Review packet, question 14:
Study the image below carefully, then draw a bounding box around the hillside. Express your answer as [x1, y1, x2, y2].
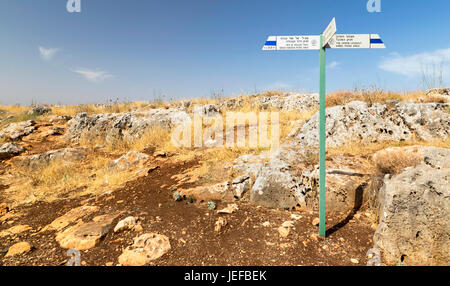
[0, 88, 449, 266]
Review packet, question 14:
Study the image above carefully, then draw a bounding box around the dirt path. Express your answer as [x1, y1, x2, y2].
[0, 157, 376, 266]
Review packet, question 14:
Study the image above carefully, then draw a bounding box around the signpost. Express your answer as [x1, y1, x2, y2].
[262, 18, 385, 238]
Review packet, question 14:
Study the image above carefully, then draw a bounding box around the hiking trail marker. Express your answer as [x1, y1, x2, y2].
[262, 18, 385, 238]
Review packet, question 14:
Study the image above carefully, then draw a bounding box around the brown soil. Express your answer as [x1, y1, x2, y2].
[0, 155, 376, 266]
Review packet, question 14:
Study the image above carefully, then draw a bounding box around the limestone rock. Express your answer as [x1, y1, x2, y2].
[118, 233, 171, 266]
[0, 120, 36, 141]
[219, 92, 319, 112]
[64, 109, 190, 143]
[42, 206, 99, 232]
[217, 203, 239, 214]
[55, 213, 120, 250]
[426, 88, 449, 96]
[0, 225, 32, 238]
[295, 101, 449, 148]
[114, 216, 138, 233]
[373, 147, 450, 266]
[257, 93, 319, 112]
[192, 104, 220, 117]
[12, 147, 88, 168]
[181, 182, 235, 202]
[230, 175, 251, 199]
[28, 105, 51, 115]
[0, 143, 25, 160]
[5, 242, 31, 257]
[426, 88, 450, 101]
[109, 151, 149, 171]
[49, 115, 72, 124]
[214, 217, 227, 233]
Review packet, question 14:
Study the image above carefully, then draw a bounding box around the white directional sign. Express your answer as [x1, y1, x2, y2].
[262, 34, 385, 50]
[262, 35, 320, 50]
[326, 34, 385, 49]
[322, 17, 337, 47]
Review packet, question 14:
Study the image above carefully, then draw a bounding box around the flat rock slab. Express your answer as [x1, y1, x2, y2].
[118, 233, 171, 266]
[181, 182, 235, 202]
[55, 213, 120, 250]
[42, 205, 99, 232]
[5, 242, 31, 258]
[0, 120, 36, 141]
[0, 225, 32, 238]
[0, 143, 25, 160]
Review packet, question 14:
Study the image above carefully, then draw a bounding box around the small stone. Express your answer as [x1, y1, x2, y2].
[290, 214, 302, 220]
[350, 258, 359, 264]
[310, 233, 319, 241]
[312, 218, 320, 226]
[278, 226, 290, 238]
[173, 192, 183, 202]
[281, 221, 295, 228]
[206, 201, 216, 210]
[217, 204, 238, 214]
[215, 217, 227, 233]
[105, 262, 114, 266]
[132, 224, 143, 232]
[5, 242, 31, 257]
[262, 221, 271, 227]
[114, 217, 137, 233]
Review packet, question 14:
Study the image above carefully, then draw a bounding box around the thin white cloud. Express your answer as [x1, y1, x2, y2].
[379, 48, 450, 77]
[38, 46, 60, 60]
[73, 68, 114, 82]
[327, 61, 340, 69]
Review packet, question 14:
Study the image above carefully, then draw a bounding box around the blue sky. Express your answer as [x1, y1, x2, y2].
[0, 0, 449, 105]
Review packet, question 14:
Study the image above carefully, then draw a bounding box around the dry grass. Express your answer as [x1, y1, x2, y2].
[279, 109, 317, 139]
[15, 154, 146, 202]
[374, 150, 423, 175]
[50, 101, 154, 116]
[422, 95, 449, 104]
[327, 138, 450, 158]
[78, 125, 175, 155]
[326, 88, 426, 108]
[0, 105, 29, 114]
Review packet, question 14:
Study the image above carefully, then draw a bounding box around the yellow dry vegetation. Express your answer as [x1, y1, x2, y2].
[325, 88, 429, 108]
[13, 154, 146, 202]
[327, 138, 450, 158]
[374, 149, 423, 175]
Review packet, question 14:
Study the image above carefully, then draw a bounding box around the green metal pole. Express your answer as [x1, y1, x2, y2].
[319, 34, 326, 238]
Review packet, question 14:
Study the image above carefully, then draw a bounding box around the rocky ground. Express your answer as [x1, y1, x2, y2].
[0, 89, 449, 266]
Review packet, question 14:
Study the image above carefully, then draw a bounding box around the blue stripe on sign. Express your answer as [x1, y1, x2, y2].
[370, 38, 383, 44]
[265, 41, 277, 46]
